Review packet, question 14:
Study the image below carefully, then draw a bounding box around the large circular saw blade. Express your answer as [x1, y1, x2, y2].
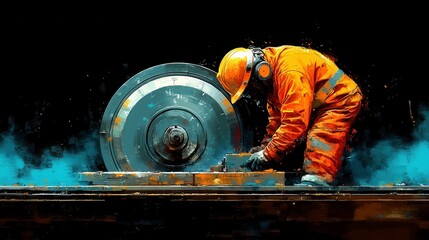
[100, 62, 253, 172]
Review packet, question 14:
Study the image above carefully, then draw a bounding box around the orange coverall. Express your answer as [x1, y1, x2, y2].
[260, 45, 362, 183]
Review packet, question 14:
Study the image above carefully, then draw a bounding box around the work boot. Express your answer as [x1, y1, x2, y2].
[293, 174, 330, 186]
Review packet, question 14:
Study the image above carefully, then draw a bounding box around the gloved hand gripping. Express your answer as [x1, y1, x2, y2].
[241, 150, 274, 171]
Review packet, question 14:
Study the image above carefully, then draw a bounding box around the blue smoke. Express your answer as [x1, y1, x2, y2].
[349, 106, 429, 186]
[0, 130, 98, 186]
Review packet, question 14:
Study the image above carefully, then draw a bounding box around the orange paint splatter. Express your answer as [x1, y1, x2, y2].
[114, 117, 121, 125]
[114, 173, 124, 178]
[221, 98, 234, 113]
[123, 99, 131, 108]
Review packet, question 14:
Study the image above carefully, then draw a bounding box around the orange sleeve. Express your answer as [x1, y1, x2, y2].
[264, 71, 313, 162]
[260, 102, 280, 146]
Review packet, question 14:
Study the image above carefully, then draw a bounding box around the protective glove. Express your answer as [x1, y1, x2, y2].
[241, 150, 274, 171]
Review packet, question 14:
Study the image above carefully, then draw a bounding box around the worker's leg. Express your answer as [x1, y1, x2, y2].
[303, 82, 362, 183]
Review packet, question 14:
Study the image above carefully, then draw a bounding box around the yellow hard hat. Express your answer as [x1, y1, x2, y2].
[216, 47, 254, 104]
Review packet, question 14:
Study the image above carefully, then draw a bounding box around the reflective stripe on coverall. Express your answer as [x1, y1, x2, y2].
[261, 46, 362, 183]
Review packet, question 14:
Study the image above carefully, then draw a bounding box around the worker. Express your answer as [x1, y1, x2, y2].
[216, 45, 362, 186]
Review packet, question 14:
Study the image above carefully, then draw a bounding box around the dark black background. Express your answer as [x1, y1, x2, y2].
[1, 3, 428, 168]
